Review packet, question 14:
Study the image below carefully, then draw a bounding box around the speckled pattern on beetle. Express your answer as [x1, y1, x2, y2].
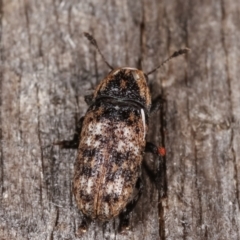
[56, 32, 189, 234]
[76, 67, 149, 219]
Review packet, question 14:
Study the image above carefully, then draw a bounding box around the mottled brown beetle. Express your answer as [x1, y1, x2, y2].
[56, 32, 189, 235]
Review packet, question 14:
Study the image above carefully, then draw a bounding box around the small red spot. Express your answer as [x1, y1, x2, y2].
[158, 147, 166, 156]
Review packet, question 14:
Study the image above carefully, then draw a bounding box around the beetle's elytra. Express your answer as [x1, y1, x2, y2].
[56, 32, 189, 235]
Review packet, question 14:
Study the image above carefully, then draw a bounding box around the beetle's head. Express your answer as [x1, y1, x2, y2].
[93, 67, 151, 110]
[84, 32, 189, 112]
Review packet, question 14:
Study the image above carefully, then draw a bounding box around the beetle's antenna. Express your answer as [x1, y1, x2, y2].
[146, 48, 190, 76]
[84, 32, 114, 70]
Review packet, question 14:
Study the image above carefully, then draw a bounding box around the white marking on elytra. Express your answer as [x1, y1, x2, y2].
[85, 203, 90, 211]
[122, 127, 131, 137]
[114, 176, 124, 195]
[128, 141, 139, 155]
[141, 109, 146, 139]
[95, 123, 103, 134]
[85, 122, 106, 146]
[106, 176, 124, 196]
[86, 178, 94, 194]
[80, 176, 87, 186]
[115, 124, 141, 155]
[87, 122, 104, 135]
[117, 140, 125, 152]
[106, 182, 113, 194]
[104, 203, 109, 215]
[86, 137, 92, 146]
[93, 141, 100, 148]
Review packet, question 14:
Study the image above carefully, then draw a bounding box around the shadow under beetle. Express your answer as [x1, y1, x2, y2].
[55, 32, 189, 235]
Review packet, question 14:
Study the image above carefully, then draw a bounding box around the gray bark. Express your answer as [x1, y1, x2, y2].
[0, 0, 240, 239]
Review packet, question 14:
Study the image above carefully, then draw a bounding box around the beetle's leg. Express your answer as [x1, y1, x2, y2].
[119, 178, 143, 233]
[144, 142, 161, 184]
[54, 117, 84, 149]
[144, 142, 167, 198]
[145, 141, 159, 155]
[145, 141, 165, 157]
[150, 95, 165, 113]
[76, 215, 91, 236]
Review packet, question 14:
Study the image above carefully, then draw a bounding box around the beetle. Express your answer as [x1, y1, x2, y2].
[55, 32, 189, 235]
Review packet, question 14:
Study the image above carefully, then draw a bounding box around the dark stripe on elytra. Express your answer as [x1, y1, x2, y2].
[93, 104, 142, 124]
[105, 151, 131, 182]
[79, 163, 105, 178]
[105, 170, 123, 182]
[80, 148, 107, 163]
[103, 193, 120, 203]
[79, 166, 92, 177]
[110, 151, 130, 166]
[122, 168, 138, 183]
[79, 190, 94, 202]
[82, 148, 97, 157]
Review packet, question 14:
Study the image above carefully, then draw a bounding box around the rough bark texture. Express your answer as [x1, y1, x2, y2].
[0, 0, 240, 239]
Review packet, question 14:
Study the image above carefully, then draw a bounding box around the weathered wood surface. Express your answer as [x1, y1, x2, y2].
[0, 0, 240, 239]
